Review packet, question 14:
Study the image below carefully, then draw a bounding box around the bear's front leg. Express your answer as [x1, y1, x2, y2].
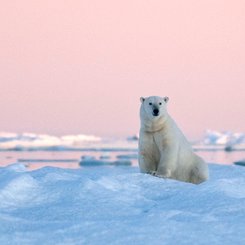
[156, 154, 176, 179]
[138, 131, 158, 176]
[138, 151, 157, 175]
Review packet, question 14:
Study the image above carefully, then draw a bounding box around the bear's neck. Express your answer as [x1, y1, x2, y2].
[141, 115, 169, 133]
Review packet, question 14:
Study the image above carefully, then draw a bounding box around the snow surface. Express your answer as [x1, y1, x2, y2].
[1, 163, 245, 245]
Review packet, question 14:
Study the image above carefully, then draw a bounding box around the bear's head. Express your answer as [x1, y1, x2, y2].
[140, 96, 169, 120]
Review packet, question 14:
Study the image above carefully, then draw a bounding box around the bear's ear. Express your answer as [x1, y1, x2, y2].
[163, 96, 169, 103]
[140, 97, 145, 103]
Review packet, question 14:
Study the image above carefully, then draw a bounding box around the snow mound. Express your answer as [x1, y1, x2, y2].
[0, 164, 245, 244]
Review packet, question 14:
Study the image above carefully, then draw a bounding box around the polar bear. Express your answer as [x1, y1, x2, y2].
[138, 96, 209, 184]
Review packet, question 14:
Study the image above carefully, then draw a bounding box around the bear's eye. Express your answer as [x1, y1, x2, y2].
[159, 102, 162, 105]
[149, 102, 152, 105]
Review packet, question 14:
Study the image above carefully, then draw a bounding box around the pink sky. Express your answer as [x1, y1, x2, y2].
[0, 0, 245, 139]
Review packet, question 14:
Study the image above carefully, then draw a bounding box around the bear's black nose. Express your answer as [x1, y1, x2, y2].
[153, 108, 159, 116]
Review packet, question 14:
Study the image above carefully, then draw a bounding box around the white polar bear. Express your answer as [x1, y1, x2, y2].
[138, 96, 209, 184]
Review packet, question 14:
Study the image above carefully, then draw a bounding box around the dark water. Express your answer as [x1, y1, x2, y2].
[0, 150, 244, 170]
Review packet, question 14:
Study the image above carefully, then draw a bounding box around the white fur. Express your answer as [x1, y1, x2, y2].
[138, 96, 209, 184]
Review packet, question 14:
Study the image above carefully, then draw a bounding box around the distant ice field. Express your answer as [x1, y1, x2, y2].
[0, 130, 245, 152]
[0, 130, 244, 169]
